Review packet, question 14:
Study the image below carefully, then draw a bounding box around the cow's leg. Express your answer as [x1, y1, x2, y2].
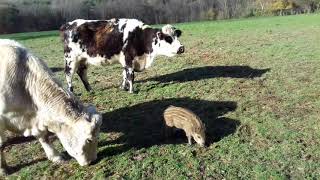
[127, 67, 135, 93]
[76, 62, 92, 92]
[120, 52, 135, 93]
[38, 133, 63, 163]
[120, 67, 134, 93]
[120, 69, 128, 91]
[124, 55, 135, 93]
[0, 132, 8, 176]
[119, 52, 129, 90]
[65, 56, 78, 92]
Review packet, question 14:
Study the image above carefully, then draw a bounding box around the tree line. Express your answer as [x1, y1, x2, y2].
[0, 0, 319, 34]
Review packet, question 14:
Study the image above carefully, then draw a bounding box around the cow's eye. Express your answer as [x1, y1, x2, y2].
[86, 139, 93, 144]
[164, 36, 173, 44]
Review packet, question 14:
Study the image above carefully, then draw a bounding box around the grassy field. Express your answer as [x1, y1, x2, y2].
[1, 14, 320, 179]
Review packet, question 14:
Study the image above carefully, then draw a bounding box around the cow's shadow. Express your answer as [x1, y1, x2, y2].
[8, 158, 47, 174]
[99, 98, 239, 157]
[138, 66, 270, 83]
[50, 67, 64, 73]
[3, 134, 59, 174]
[8, 33, 57, 41]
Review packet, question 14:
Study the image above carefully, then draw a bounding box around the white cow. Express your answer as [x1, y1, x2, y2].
[0, 39, 102, 175]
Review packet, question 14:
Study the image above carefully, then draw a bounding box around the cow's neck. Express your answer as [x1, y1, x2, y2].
[25, 58, 83, 123]
[139, 28, 161, 69]
[36, 83, 82, 123]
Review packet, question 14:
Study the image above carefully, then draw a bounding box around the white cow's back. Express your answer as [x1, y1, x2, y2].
[0, 39, 74, 136]
[0, 40, 36, 134]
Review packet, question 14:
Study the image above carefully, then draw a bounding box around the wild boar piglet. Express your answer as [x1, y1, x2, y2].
[163, 106, 206, 147]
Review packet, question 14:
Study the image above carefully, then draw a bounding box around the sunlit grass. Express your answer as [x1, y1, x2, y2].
[1, 14, 320, 179]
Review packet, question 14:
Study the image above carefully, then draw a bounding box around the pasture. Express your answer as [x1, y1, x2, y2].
[1, 14, 320, 179]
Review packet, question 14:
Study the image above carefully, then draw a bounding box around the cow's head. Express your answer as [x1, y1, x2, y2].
[56, 105, 102, 166]
[154, 24, 184, 57]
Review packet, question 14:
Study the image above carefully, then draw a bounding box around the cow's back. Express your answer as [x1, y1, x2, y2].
[0, 40, 36, 133]
[0, 39, 76, 136]
[61, 19, 125, 59]
[0, 41, 29, 91]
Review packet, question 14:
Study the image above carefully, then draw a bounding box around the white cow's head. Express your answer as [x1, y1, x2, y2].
[56, 105, 102, 166]
[154, 24, 184, 57]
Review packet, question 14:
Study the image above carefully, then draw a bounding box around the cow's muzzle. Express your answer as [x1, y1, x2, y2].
[177, 46, 185, 54]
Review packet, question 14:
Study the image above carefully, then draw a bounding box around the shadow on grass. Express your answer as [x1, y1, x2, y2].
[9, 158, 47, 174]
[4, 134, 58, 174]
[138, 66, 270, 83]
[6, 136, 36, 146]
[50, 67, 64, 73]
[5, 133, 56, 147]
[7, 33, 58, 41]
[99, 98, 239, 158]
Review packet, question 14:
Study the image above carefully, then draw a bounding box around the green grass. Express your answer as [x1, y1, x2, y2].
[1, 14, 320, 179]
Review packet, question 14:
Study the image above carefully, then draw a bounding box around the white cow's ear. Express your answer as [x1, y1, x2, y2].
[157, 32, 164, 40]
[91, 114, 102, 127]
[87, 104, 97, 114]
[86, 104, 102, 126]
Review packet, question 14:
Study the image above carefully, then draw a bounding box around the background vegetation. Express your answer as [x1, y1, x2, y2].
[0, 14, 320, 179]
[0, 0, 320, 34]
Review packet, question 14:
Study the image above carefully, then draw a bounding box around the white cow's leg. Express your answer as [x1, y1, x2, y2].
[65, 57, 78, 92]
[38, 134, 63, 163]
[0, 132, 8, 176]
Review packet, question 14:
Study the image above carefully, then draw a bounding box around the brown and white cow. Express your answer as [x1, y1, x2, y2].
[0, 39, 102, 175]
[60, 18, 184, 93]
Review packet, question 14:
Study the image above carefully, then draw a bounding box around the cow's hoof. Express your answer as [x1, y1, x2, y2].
[68, 87, 74, 93]
[50, 155, 66, 164]
[0, 168, 8, 176]
[88, 90, 95, 95]
[120, 85, 129, 91]
[85, 86, 92, 92]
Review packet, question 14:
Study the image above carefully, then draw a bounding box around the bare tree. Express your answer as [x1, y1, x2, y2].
[0, 0, 319, 34]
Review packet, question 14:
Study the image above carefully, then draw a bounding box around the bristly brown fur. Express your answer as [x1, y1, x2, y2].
[164, 105, 205, 132]
[163, 105, 206, 145]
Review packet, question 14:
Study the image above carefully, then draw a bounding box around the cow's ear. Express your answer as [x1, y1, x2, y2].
[175, 29, 182, 37]
[157, 32, 164, 40]
[87, 104, 97, 114]
[91, 114, 102, 127]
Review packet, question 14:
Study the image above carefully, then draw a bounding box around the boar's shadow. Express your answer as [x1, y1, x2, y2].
[99, 98, 239, 156]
